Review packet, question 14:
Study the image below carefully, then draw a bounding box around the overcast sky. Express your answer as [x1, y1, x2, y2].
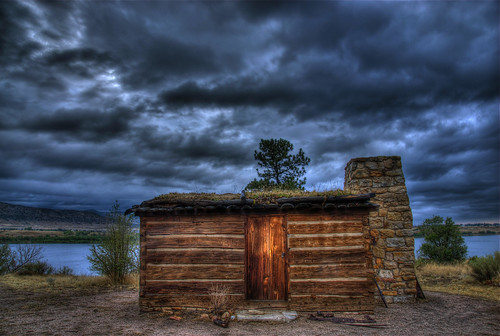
[1, 0, 498, 224]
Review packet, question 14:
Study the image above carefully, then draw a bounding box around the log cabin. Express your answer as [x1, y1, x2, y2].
[127, 155, 417, 313]
[128, 192, 379, 313]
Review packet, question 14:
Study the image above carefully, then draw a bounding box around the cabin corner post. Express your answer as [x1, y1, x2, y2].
[139, 216, 148, 311]
[344, 156, 416, 303]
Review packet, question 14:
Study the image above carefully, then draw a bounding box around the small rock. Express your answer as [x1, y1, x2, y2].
[161, 308, 173, 315]
[200, 313, 210, 320]
[169, 316, 182, 321]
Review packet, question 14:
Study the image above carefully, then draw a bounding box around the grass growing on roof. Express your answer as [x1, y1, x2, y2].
[152, 192, 240, 202]
[152, 189, 351, 204]
[245, 189, 350, 203]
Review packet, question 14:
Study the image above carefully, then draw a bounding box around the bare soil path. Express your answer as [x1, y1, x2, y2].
[0, 284, 499, 336]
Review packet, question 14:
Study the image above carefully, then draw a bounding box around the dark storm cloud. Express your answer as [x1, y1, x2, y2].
[0, 0, 498, 224]
[119, 36, 220, 88]
[43, 48, 116, 78]
[78, 1, 245, 90]
[159, 79, 301, 109]
[22, 107, 135, 142]
[132, 126, 254, 167]
[0, 1, 37, 65]
[157, 1, 498, 126]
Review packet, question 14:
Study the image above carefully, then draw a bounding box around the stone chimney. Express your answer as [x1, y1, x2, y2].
[345, 156, 416, 303]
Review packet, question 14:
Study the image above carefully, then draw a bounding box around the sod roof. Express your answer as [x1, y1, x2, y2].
[126, 190, 377, 215]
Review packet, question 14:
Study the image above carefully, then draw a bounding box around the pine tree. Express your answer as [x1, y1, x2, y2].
[245, 138, 310, 191]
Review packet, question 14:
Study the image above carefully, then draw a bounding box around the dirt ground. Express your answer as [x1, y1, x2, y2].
[0, 284, 499, 336]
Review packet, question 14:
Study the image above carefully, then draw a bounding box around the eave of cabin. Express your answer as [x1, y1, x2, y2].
[126, 192, 378, 216]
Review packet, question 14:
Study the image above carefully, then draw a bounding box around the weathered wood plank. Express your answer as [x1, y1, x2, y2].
[140, 217, 147, 296]
[146, 249, 245, 264]
[144, 214, 246, 224]
[289, 235, 364, 248]
[140, 294, 292, 311]
[290, 279, 372, 295]
[269, 215, 287, 301]
[140, 294, 246, 310]
[139, 294, 373, 312]
[286, 213, 365, 222]
[246, 215, 269, 300]
[288, 222, 363, 234]
[246, 215, 287, 301]
[289, 248, 366, 264]
[288, 295, 374, 312]
[146, 235, 244, 249]
[289, 264, 368, 279]
[146, 264, 244, 280]
[145, 221, 244, 235]
[144, 280, 244, 294]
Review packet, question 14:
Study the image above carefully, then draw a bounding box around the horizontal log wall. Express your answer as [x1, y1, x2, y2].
[286, 211, 374, 312]
[140, 209, 374, 313]
[140, 214, 247, 311]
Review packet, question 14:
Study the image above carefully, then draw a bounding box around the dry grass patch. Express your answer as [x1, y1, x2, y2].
[416, 261, 500, 302]
[417, 262, 471, 279]
[0, 273, 139, 295]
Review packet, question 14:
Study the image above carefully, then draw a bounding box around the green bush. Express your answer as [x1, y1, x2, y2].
[88, 201, 139, 285]
[468, 252, 500, 283]
[418, 216, 468, 262]
[16, 261, 55, 275]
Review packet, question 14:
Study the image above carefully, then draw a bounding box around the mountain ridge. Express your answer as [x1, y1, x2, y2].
[0, 202, 107, 230]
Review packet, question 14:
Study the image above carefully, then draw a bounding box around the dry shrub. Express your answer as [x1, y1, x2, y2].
[208, 282, 232, 317]
[468, 252, 500, 284]
[416, 260, 500, 301]
[123, 272, 140, 289]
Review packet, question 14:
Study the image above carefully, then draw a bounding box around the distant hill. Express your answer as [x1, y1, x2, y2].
[0, 202, 107, 231]
[413, 223, 500, 237]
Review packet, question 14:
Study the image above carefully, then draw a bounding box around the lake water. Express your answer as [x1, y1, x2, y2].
[415, 234, 500, 259]
[8, 235, 500, 275]
[9, 243, 98, 275]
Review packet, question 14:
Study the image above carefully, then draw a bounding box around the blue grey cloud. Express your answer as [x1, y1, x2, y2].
[0, 0, 498, 224]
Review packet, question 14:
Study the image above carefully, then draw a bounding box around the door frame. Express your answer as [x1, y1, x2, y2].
[244, 214, 288, 301]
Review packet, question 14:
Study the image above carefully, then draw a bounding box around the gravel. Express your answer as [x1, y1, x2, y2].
[1, 285, 499, 336]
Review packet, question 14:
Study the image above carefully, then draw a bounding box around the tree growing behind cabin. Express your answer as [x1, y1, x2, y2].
[245, 138, 311, 191]
[418, 216, 468, 262]
[88, 201, 138, 284]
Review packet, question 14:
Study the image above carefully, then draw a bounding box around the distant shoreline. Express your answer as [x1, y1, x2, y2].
[0, 229, 105, 244]
[413, 224, 500, 238]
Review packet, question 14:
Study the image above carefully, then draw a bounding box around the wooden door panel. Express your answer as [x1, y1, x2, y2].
[269, 216, 286, 300]
[246, 215, 287, 300]
[246, 217, 267, 299]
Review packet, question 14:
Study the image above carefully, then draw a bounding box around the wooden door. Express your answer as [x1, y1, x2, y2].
[246, 215, 287, 300]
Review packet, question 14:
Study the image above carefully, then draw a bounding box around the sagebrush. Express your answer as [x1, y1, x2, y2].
[468, 252, 500, 283]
